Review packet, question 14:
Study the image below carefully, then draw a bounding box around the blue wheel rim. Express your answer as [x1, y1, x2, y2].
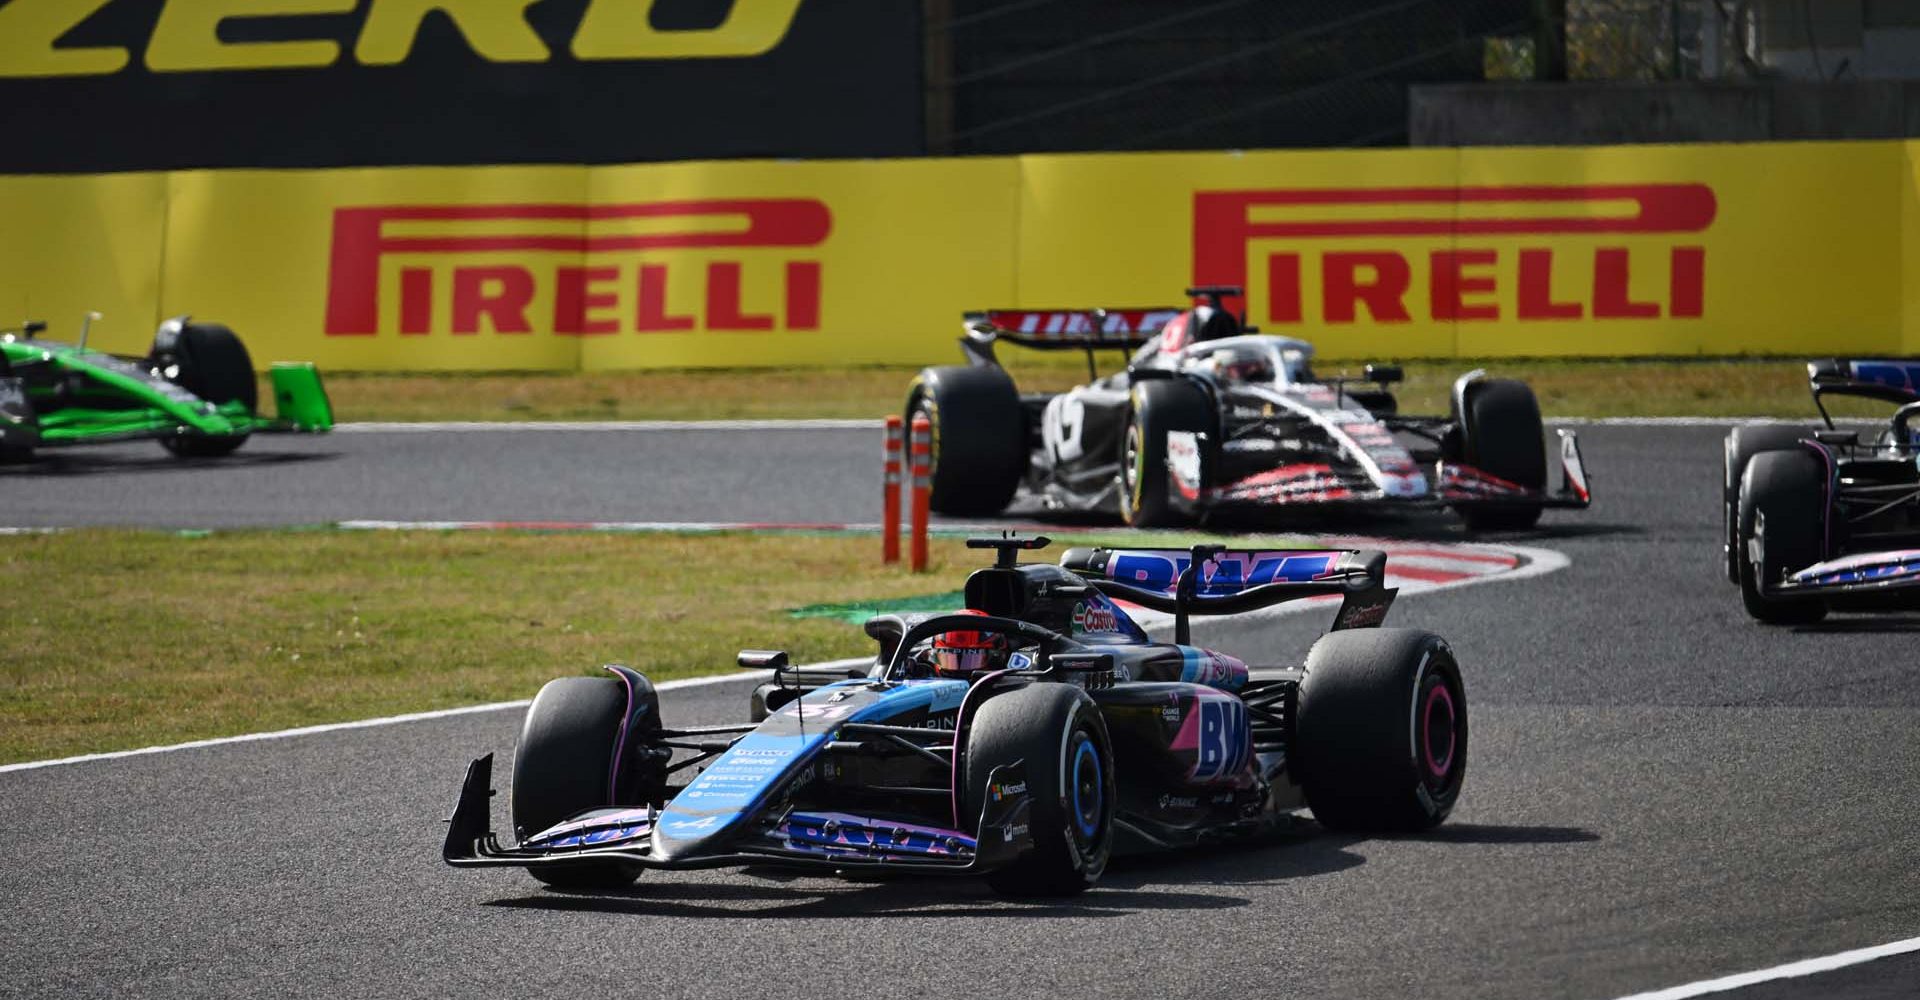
[1070, 736, 1102, 839]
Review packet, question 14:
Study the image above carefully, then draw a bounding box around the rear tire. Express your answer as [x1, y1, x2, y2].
[511, 676, 644, 889]
[1292, 629, 1466, 833]
[906, 366, 1026, 515]
[1723, 425, 1814, 583]
[151, 321, 256, 458]
[1452, 378, 1546, 531]
[964, 684, 1114, 897]
[1737, 448, 1829, 625]
[1119, 378, 1211, 527]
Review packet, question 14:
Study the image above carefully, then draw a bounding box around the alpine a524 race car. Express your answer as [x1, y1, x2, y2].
[1724, 358, 1920, 623]
[905, 286, 1589, 530]
[443, 535, 1468, 896]
[0, 313, 332, 462]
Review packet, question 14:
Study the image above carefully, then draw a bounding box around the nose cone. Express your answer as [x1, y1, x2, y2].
[649, 810, 739, 860]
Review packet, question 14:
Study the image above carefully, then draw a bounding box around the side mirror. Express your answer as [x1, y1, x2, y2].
[22, 320, 46, 338]
[1127, 366, 1176, 384]
[737, 649, 789, 670]
[1365, 363, 1403, 385]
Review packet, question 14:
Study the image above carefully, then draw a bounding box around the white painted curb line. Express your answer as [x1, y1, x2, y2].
[1613, 934, 1920, 999]
[337, 419, 878, 432]
[0, 659, 857, 776]
[332, 416, 1851, 433]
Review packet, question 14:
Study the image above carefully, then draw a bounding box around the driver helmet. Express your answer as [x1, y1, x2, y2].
[1217, 352, 1272, 383]
[932, 610, 1009, 677]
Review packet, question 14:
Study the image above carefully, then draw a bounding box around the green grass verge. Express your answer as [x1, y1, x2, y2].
[0, 526, 1347, 765]
[297, 355, 1868, 423]
[0, 529, 978, 764]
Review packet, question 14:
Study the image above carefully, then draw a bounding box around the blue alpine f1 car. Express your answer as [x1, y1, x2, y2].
[443, 536, 1468, 896]
[1725, 358, 1920, 623]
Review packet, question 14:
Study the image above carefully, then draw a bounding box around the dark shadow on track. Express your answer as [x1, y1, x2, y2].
[1101, 825, 1364, 887]
[479, 828, 1378, 917]
[478, 824, 1596, 918]
[1793, 617, 1920, 634]
[483, 880, 1249, 920]
[0, 450, 338, 477]
[1396, 823, 1601, 846]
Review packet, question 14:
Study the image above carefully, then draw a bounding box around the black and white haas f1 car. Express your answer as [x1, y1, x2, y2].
[905, 286, 1589, 531]
[1724, 359, 1920, 623]
[443, 536, 1469, 896]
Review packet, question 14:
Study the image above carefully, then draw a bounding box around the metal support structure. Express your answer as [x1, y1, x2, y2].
[1535, 0, 1569, 80]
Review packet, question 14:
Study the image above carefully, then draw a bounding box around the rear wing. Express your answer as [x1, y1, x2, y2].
[959, 288, 1247, 370]
[959, 308, 1181, 370]
[1809, 359, 1920, 423]
[1059, 544, 1396, 643]
[963, 308, 1182, 349]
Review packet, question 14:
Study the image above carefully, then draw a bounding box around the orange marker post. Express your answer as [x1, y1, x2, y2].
[881, 415, 903, 564]
[909, 414, 932, 573]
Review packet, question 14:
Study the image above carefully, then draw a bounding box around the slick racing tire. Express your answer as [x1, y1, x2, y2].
[1119, 378, 1211, 528]
[1722, 425, 1814, 584]
[511, 676, 646, 890]
[964, 683, 1115, 897]
[1450, 378, 1547, 531]
[1737, 448, 1829, 625]
[152, 322, 256, 458]
[906, 366, 1027, 515]
[1292, 629, 1466, 833]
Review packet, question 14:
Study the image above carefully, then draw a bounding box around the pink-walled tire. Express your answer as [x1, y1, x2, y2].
[1292, 629, 1466, 833]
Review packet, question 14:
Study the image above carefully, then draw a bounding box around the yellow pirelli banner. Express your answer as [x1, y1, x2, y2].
[2, 141, 1917, 368]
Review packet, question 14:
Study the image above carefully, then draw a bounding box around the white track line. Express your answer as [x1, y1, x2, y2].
[336, 419, 878, 432]
[0, 660, 856, 776]
[1614, 934, 1920, 1000]
[0, 543, 1566, 775]
[331, 416, 1850, 433]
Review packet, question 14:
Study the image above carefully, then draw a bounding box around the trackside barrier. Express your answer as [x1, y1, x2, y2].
[7, 141, 1920, 365]
[909, 414, 931, 573]
[882, 414, 903, 565]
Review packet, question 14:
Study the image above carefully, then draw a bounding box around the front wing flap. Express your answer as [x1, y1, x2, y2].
[1187, 428, 1592, 513]
[442, 754, 1034, 877]
[1438, 429, 1592, 510]
[1771, 549, 1920, 597]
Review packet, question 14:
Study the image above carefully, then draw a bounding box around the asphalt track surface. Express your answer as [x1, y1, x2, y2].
[4, 424, 1920, 1000]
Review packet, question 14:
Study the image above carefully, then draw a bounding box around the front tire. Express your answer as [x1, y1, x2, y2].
[905, 366, 1027, 515]
[1119, 378, 1211, 528]
[963, 683, 1115, 897]
[511, 676, 645, 889]
[1451, 378, 1546, 531]
[1291, 629, 1467, 833]
[1736, 448, 1829, 624]
[1723, 425, 1814, 583]
[151, 321, 257, 458]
